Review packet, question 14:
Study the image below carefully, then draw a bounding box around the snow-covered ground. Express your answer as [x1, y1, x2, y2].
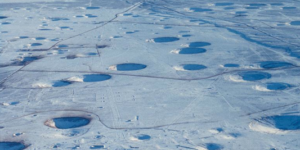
[1, 0, 300, 149]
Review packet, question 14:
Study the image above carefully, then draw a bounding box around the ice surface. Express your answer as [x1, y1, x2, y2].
[1, 0, 300, 149]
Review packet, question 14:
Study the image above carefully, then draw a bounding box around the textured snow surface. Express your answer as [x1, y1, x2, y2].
[1, 0, 300, 149]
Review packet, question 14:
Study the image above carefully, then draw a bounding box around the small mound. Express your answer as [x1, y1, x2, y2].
[52, 81, 72, 87]
[260, 61, 293, 69]
[175, 47, 206, 54]
[188, 42, 211, 48]
[0, 16, 8, 19]
[110, 63, 147, 71]
[223, 64, 239, 67]
[250, 115, 300, 134]
[46, 117, 90, 129]
[83, 74, 111, 82]
[238, 71, 271, 81]
[0, 142, 26, 150]
[189, 7, 212, 12]
[291, 21, 300, 26]
[266, 82, 292, 90]
[152, 37, 180, 43]
[183, 64, 207, 71]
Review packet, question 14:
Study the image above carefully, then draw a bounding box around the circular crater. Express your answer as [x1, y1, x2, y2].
[266, 82, 292, 90]
[152, 37, 179, 43]
[260, 61, 293, 69]
[176, 47, 206, 54]
[238, 71, 271, 81]
[290, 21, 300, 26]
[0, 142, 26, 150]
[188, 42, 211, 47]
[83, 74, 111, 82]
[109, 63, 147, 71]
[45, 117, 90, 129]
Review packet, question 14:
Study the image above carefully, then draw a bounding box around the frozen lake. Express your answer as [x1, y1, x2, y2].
[1, 0, 300, 149]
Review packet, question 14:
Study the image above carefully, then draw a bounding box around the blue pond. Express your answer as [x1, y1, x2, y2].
[266, 82, 292, 90]
[153, 37, 180, 43]
[34, 37, 46, 40]
[260, 61, 293, 69]
[83, 74, 111, 82]
[86, 7, 100, 10]
[181, 34, 192, 37]
[12, 56, 41, 66]
[190, 7, 212, 12]
[136, 134, 151, 140]
[179, 48, 206, 54]
[239, 71, 271, 81]
[52, 117, 90, 129]
[116, 63, 147, 71]
[50, 17, 69, 21]
[1, 22, 11, 25]
[248, 3, 266, 7]
[90, 145, 104, 149]
[271, 3, 283, 6]
[224, 64, 239, 67]
[85, 14, 97, 18]
[206, 143, 223, 150]
[183, 64, 207, 71]
[52, 81, 72, 87]
[262, 115, 300, 130]
[245, 7, 259, 9]
[291, 21, 300, 26]
[0, 16, 8, 19]
[19, 36, 29, 39]
[283, 7, 297, 10]
[188, 42, 211, 48]
[30, 43, 42, 46]
[215, 2, 233, 6]
[0, 142, 26, 150]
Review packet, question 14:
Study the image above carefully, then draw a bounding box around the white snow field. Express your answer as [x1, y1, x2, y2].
[1, 0, 300, 149]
